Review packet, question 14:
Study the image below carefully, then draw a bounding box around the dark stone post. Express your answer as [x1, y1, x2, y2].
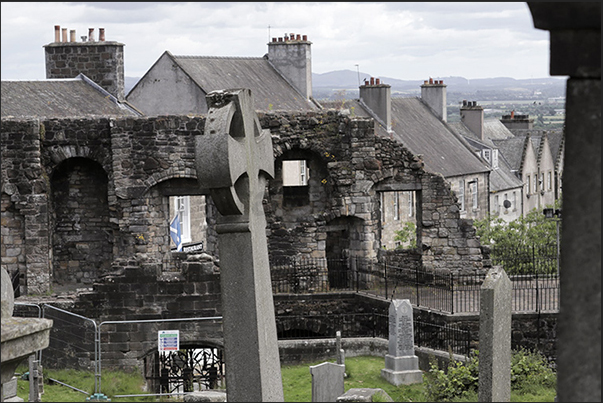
[528, 3, 601, 402]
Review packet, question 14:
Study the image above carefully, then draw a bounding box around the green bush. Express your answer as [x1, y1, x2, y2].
[424, 352, 479, 402]
[425, 349, 556, 401]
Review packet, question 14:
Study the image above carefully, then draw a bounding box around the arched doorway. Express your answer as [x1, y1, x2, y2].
[50, 157, 113, 289]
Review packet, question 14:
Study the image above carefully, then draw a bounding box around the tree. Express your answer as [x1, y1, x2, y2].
[474, 200, 561, 274]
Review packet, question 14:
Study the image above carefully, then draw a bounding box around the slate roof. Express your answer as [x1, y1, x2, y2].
[323, 97, 490, 178]
[492, 136, 527, 172]
[1, 74, 141, 119]
[165, 53, 317, 112]
[388, 98, 490, 178]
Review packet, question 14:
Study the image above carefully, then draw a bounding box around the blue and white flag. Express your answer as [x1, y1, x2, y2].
[170, 213, 183, 252]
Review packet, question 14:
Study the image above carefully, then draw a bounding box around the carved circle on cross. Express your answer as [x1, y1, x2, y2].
[195, 89, 275, 217]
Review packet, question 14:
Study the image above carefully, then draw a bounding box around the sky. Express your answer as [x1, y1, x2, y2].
[1, 2, 552, 82]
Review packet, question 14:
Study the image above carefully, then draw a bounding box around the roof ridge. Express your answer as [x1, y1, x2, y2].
[172, 55, 264, 60]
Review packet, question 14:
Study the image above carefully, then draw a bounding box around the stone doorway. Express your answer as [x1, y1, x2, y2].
[50, 157, 113, 289]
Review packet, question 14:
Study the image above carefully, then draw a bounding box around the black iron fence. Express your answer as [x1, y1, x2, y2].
[270, 256, 559, 314]
[275, 312, 470, 356]
[490, 244, 559, 275]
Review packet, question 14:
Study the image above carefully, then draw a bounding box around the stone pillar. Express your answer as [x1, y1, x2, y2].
[478, 267, 512, 402]
[528, 4, 601, 402]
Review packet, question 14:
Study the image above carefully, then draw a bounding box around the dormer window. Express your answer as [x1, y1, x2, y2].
[483, 149, 491, 164]
[491, 149, 499, 168]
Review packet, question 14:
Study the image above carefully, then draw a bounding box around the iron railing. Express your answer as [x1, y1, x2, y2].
[270, 256, 559, 314]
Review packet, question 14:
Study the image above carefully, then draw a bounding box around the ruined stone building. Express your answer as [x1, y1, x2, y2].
[2, 26, 489, 297]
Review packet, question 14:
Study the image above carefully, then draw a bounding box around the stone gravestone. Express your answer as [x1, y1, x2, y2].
[309, 362, 345, 402]
[195, 88, 283, 401]
[478, 267, 512, 402]
[381, 299, 422, 386]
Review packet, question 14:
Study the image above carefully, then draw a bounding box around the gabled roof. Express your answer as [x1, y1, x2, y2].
[323, 97, 489, 178]
[462, 135, 523, 192]
[166, 52, 316, 112]
[388, 98, 490, 178]
[492, 136, 529, 173]
[1, 74, 141, 119]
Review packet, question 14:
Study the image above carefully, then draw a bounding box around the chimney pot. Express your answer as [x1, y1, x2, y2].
[429, 77, 433, 84]
[290, 33, 294, 40]
[296, 34, 301, 40]
[302, 34, 307, 41]
[61, 28, 67, 42]
[54, 25, 61, 42]
[424, 80, 428, 85]
[99, 28, 105, 41]
[70, 29, 76, 42]
[376, 78, 381, 85]
[88, 28, 94, 42]
[370, 77, 375, 86]
[463, 100, 468, 106]
[272, 37, 277, 42]
[278, 37, 283, 42]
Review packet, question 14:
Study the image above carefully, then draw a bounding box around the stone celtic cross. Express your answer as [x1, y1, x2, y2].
[195, 88, 283, 401]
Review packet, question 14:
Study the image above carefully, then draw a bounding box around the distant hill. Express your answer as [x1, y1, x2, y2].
[311, 69, 566, 101]
[125, 70, 566, 101]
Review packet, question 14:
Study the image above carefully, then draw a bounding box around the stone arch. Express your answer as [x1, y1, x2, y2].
[50, 156, 114, 288]
[45, 143, 111, 179]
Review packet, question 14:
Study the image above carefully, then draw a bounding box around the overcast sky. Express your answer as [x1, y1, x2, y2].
[1, 2, 552, 82]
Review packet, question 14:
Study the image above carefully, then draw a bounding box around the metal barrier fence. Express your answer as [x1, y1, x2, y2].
[13, 303, 222, 399]
[271, 257, 559, 314]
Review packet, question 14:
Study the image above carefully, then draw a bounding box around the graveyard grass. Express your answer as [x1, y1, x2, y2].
[16, 354, 556, 402]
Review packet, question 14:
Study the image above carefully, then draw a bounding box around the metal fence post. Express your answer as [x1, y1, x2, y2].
[384, 261, 388, 300]
[450, 273, 455, 315]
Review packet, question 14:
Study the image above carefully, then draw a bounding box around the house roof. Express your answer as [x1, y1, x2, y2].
[492, 136, 528, 173]
[167, 53, 317, 112]
[323, 97, 490, 178]
[1, 74, 141, 119]
[388, 98, 490, 178]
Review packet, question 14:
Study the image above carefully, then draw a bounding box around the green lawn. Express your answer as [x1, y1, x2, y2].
[15, 355, 556, 402]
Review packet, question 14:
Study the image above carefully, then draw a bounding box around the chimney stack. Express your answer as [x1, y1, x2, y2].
[267, 32, 313, 100]
[359, 77, 392, 132]
[421, 78, 447, 122]
[45, 25, 125, 100]
[460, 100, 484, 140]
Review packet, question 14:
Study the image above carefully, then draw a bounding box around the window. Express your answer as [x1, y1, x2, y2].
[471, 180, 478, 211]
[407, 191, 414, 217]
[282, 160, 309, 186]
[483, 149, 491, 164]
[282, 160, 310, 206]
[547, 171, 552, 190]
[526, 176, 531, 195]
[512, 191, 517, 210]
[492, 150, 499, 168]
[494, 195, 499, 214]
[533, 174, 538, 193]
[393, 192, 400, 220]
[458, 180, 465, 211]
[175, 196, 191, 244]
[540, 173, 545, 192]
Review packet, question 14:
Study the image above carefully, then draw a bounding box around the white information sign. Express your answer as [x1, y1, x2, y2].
[158, 330, 180, 352]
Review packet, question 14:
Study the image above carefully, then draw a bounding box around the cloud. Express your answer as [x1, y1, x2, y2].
[1, 2, 551, 81]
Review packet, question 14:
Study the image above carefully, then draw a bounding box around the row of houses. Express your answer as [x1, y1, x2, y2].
[2, 26, 564, 276]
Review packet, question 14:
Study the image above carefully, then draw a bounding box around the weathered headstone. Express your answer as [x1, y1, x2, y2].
[195, 89, 283, 402]
[380, 299, 422, 385]
[309, 362, 345, 402]
[478, 267, 512, 402]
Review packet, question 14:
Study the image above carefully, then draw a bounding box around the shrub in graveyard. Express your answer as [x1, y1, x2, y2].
[424, 351, 479, 402]
[511, 348, 556, 392]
